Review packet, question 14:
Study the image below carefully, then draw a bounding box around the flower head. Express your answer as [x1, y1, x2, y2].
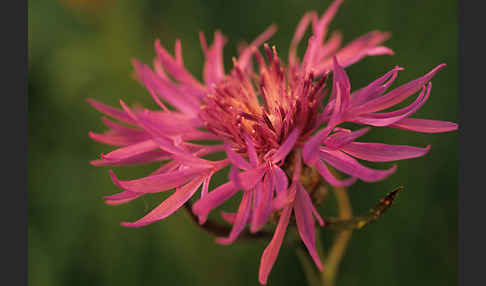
[88, 0, 457, 284]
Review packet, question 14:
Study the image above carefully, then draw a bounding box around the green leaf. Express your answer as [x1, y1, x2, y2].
[323, 186, 403, 231]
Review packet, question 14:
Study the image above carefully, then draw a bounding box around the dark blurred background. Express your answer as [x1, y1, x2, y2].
[28, 0, 458, 285]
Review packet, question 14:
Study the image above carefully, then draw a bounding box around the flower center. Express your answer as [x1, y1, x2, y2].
[200, 45, 328, 157]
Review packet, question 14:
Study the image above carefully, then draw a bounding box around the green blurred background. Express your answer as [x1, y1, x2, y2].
[28, 0, 458, 285]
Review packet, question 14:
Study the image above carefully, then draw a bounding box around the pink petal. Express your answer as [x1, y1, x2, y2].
[353, 64, 445, 114]
[244, 133, 259, 167]
[271, 192, 290, 212]
[328, 77, 345, 126]
[238, 25, 278, 71]
[289, 11, 318, 67]
[389, 118, 458, 133]
[229, 166, 243, 190]
[324, 127, 370, 149]
[118, 103, 214, 167]
[341, 142, 430, 162]
[302, 126, 332, 164]
[97, 140, 159, 161]
[121, 176, 205, 227]
[351, 66, 403, 107]
[87, 98, 135, 124]
[88, 131, 148, 147]
[89, 117, 151, 146]
[315, 31, 393, 75]
[271, 128, 300, 163]
[319, 148, 397, 182]
[290, 152, 302, 182]
[314, 159, 357, 187]
[151, 137, 215, 167]
[134, 62, 202, 116]
[216, 190, 253, 245]
[271, 165, 289, 196]
[258, 206, 292, 285]
[104, 191, 142, 205]
[332, 56, 351, 99]
[220, 211, 237, 224]
[353, 83, 431, 126]
[225, 144, 252, 170]
[201, 31, 227, 85]
[91, 150, 169, 166]
[109, 166, 208, 193]
[193, 168, 265, 224]
[311, 202, 325, 227]
[301, 0, 344, 72]
[154, 39, 205, 91]
[192, 181, 238, 224]
[250, 174, 274, 233]
[200, 174, 212, 199]
[317, 31, 342, 62]
[293, 184, 323, 270]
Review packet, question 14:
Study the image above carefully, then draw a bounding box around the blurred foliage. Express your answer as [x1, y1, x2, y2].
[28, 0, 458, 285]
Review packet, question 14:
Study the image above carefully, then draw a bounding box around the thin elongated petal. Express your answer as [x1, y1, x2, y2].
[193, 181, 237, 224]
[315, 31, 393, 75]
[244, 133, 259, 167]
[319, 148, 397, 182]
[121, 176, 205, 227]
[353, 64, 445, 114]
[294, 184, 323, 270]
[314, 159, 357, 187]
[155, 39, 205, 91]
[89, 117, 151, 146]
[88, 132, 141, 147]
[271, 166, 289, 196]
[332, 56, 351, 100]
[216, 190, 253, 244]
[134, 62, 202, 116]
[229, 166, 243, 190]
[311, 203, 324, 226]
[87, 98, 135, 124]
[225, 144, 252, 170]
[251, 174, 274, 233]
[289, 11, 318, 67]
[341, 142, 430, 162]
[98, 140, 159, 161]
[118, 102, 214, 167]
[302, 0, 344, 72]
[271, 128, 300, 163]
[91, 150, 169, 166]
[110, 166, 208, 193]
[193, 168, 265, 223]
[119, 100, 173, 139]
[200, 175, 212, 199]
[202, 31, 227, 85]
[258, 206, 292, 285]
[104, 191, 142, 205]
[351, 66, 403, 107]
[151, 137, 215, 167]
[324, 127, 370, 149]
[353, 83, 431, 126]
[389, 118, 459, 133]
[238, 25, 278, 71]
[317, 31, 342, 62]
[220, 211, 237, 224]
[302, 126, 332, 164]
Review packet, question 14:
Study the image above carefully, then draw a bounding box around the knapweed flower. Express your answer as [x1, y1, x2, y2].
[88, 0, 457, 284]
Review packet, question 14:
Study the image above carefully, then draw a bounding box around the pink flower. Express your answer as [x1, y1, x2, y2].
[88, 0, 457, 284]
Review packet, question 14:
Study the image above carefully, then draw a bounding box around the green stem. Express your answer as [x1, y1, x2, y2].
[320, 184, 353, 286]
